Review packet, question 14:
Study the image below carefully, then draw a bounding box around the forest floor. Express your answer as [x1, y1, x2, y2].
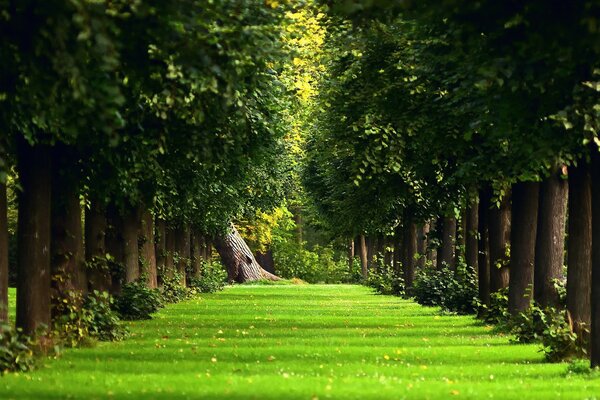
[2, 284, 600, 399]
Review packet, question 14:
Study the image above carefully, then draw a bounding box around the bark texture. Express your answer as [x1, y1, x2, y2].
[122, 207, 140, 284]
[591, 151, 600, 367]
[155, 219, 166, 284]
[534, 170, 568, 308]
[416, 223, 429, 269]
[175, 225, 190, 286]
[566, 163, 592, 341]
[439, 216, 456, 270]
[214, 224, 279, 283]
[190, 229, 205, 278]
[478, 188, 491, 306]
[508, 182, 540, 315]
[85, 200, 111, 292]
[359, 235, 368, 279]
[348, 239, 355, 272]
[16, 139, 52, 334]
[466, 197, 479, 274]
[0, 183, 8, 322]
[255, 250, 275, 274]
[139, 209, 157, 288]
[105, 205, 124, 294]
[489, 193, 511, 292]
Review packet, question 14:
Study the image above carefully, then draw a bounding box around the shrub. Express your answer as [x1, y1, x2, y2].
[366, 261, 404, 296]
[161, 273, 192, 303]
[479, 288, 510, 326]
[84, 291, 129, 342]
[412, 263, 478, 314]
[0, 324, 36, 374]
[188, 261, 227, 293]
[115, 280, 163, 320]
[51, 289, 91, 348]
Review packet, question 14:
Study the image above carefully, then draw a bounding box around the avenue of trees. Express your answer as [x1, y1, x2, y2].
[305, 0, 600, 366]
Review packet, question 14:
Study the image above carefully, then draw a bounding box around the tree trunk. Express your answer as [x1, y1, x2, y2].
[155, 218, 166, 285]
[214, 224, 279, 283]
[508, 181, 540, 315]
[458, 207, 468, 259]
[359, 235, 368, 279]
[466, 196, 479, 274]
[174, 225, 190, 286]
[478, 188, 491, 306]
[439, 216, 457, 270]
[367, 236, 377, 271]
[0, 183, 8, 322]
[51, 169, 86, 311]
[489, 192, 511, 292]
[416, 223, 429, 269]
[165, 226, 176, 279]
[139, 208, 157, 289]
[255, 249, 275, 274]
[105, 204, 124, 295]
[85, 199, 110, 292]
[122, 206, 140, 284]
[402, 221, 417, 291]
[293, 207, 303, 244]
[347, 239, 355, 273]
[205, 242, 213, 262]
[534, 169, 568, 308]
[383, 236, 393, 268]
[566, 163, 592, 344]
[427, 220, 437, 268]
[190, 229, 205, 278]
[590, 150, 600, 367]
[393, 226, 403, 273]
[16, 139, 52, 334]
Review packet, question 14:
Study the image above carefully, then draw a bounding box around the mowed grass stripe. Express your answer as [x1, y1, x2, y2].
[2, 285, 599, 399]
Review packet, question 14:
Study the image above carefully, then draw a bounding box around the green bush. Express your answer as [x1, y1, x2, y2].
[188, 261, 227, 293]
[366, 261, 404, 296]
[84, 291, 129, 342]
[479, 288, 510, 326]
[0, 324, 35, 374]
[161, 273, 192, 303]
[412, 263, 478, 314]
[51, 289, 92, 348]
[115, 281, 163, 320]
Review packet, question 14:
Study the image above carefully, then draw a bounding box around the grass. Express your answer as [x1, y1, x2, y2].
[2, 285, 599, 399]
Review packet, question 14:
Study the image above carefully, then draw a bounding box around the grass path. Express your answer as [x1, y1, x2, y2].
[2, 285, 599, 399]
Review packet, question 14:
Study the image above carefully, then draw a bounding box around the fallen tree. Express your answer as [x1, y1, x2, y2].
[214, 224, 280, 283]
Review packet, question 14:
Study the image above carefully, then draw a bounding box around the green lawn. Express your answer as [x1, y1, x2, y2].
[2, 285, 599, 399]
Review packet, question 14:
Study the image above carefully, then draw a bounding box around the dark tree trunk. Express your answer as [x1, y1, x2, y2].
[566, 163, 592, 343]
[175, 225, 190, 286]
[416, 223, 429, 269]
[347, 239, 355, 273]
[155, 218, 166, 284]
[383, 236, 393, 268]
[205, 242, 213, 262]
[489, 192, 511, 292]
[508, 182, 540, 315]
[139, 208, 157, 289]
[458, 207, 468, 259]
[359, 235, 368, 279]
[51, 169, 86, 307]
[122, 206, 140, 284]
[85, 199, 110, 292]
[439, 216, 457, 270]
[105, 204, 124, 295]
[393, 226, 403, 273]
[367, 236, 377, 271]
[255, 249, 275, 274]
[427, 220, 437, 268]
[214, 224, 279, 283]
[466, 196, 479, 274]
[402, 221, 417, 291]
[478, 188, 491, 306]
[190, 229, 205, 278]
[534, 169, 568, 308]
[165, 227, 176, 278]
[0, 183, 8, 322]
[16, 139, 52, 334]
[590, 150, 600, 367]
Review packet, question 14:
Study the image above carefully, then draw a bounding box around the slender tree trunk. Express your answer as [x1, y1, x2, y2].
[155, 218, 166, 285]
[402, 221, 417, 291]
[590, 150, 600, 367]
[16, 139, 52, 334]
[458, 207, 468, 259]
[416, 223, 429, 269]
[359, 235, 368, 279]
[508, 182, 540, 315]
[439, 216, 457, 270]
[466, 196, 479, 274]
[51, 171, 86, 307]
[566, 163, 592, 344]
[427, 220, 437, 268]
[489, 193, 511, 292]
[383, 236, 393, 268]
[367, 236, 376, 271]
[105, 204, 124, 295]
[205, 242, 213, 262]
[478, 188, 491, 306]
[122, 206, 140, 284]
[85, 199, 110, 292]
[0, 183, 8, 322]
[534, 169, 568, 308]
[214, 224, 279, 283]
[393, 226, 403, 273]
[348, 239, 355, 273]
[139, 208, 157, 289]
[165, 227, 176, 279]
[190, 229, 204, 278]
[175, 225, 190, 286]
